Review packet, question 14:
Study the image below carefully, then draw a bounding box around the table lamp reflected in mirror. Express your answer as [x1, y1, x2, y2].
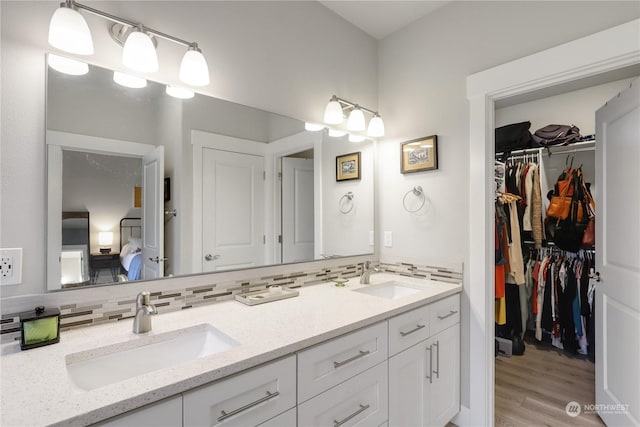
[98, 231, 113, 254]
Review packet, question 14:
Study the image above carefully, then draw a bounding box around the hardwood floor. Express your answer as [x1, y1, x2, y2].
[495, 337, 605, 427]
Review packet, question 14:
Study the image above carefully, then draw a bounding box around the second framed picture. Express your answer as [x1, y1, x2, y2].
[400, 135, 438, 173]
[336, 152, 361, 181]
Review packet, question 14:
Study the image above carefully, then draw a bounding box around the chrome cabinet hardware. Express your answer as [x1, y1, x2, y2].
[148, 256, 169, 263]
[333, 404, 370, 427]
[333, 350, 370, 368]
[204, 254, 220, 261]
[217, 390, 280, 422]
[437, 310, 458, 320]
[433, 341, 440, 378]
[399, 324, 426, 337]
[425, 345, 433, 383]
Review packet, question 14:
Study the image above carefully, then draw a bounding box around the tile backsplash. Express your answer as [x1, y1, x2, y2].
[1, 261, 462, 343]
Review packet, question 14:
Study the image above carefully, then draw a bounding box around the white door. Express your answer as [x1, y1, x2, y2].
[202, 148, 264, 271]
[389, 340, 429, 426]
[141, 146, 164, 280]
[595, 79, 640, 426]
[281, 157, 314, 263]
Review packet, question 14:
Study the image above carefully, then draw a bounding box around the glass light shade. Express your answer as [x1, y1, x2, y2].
[98, 232, 113, 246]
[367, 115, 385, 137]
[328, 129, 346, 138]
[304, 122, 324, 132]
[113, 71, 147, 88]
[348, 134, 366, 143]
[166, 85, 195, 99]
[324, 99, 344, 125]
[48, 6, 94, 55]
[347, 108, 366, 131]
[122, 31, 158, 73]
[179, 47, 210, 86]
[47, 54, 89, 76]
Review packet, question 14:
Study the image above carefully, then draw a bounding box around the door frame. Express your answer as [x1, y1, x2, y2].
[462, 20, 640, 426]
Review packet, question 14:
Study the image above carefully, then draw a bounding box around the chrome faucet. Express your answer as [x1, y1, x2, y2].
[360, 261, 381, 284]
[133, 291, 157, 334]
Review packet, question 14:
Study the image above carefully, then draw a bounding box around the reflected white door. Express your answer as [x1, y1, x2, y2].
[141, 146, 164, 280]
[202, 148, 264, 271]
[282, 157, 314, 263]
[595, 80, 640, 426]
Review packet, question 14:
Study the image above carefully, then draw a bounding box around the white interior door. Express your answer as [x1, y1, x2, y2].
[202, 148, 264, 271]
[141, 146, 164, 280]
[595, 79, 640, 426]
[281, 157, 314, 263]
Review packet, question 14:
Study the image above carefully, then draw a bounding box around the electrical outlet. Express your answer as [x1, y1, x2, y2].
[0, 248, 22, 286]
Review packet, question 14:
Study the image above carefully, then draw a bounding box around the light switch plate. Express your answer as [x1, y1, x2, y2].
[384, 231, 393, 247]
[0, 248, 22, 286]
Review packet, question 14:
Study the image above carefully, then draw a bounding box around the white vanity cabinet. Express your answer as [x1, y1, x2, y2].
[388, 294, 460, 427]
[93, 396, 183, 427]
[183, 355, 296, 426]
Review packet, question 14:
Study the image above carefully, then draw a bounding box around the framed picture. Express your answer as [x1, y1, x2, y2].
[336, 152, 361, 181]
[400, 135, 438, 173]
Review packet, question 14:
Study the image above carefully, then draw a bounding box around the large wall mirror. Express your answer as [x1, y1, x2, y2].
[46, 55, 375, 291]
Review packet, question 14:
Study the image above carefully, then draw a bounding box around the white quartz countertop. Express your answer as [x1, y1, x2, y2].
[0, 273, 461, 426]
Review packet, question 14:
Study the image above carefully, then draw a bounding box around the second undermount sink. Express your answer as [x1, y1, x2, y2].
[65, 323, 239, 391]
[353, 281, 425, 300]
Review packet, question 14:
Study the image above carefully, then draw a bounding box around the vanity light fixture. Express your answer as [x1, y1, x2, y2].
[348, 134, 366, 143]
[304, 122, 325, 132]
[323, 95, 385, 137]
[328, 129, 347, 138]
[48, 0, 210, 86]
[47, 54, 89, 75]
[113, 71, 147, 89]
[166, 85, 195, 99]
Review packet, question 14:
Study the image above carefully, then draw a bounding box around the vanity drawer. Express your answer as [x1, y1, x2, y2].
[388, 304, 430, 356]
[183, 355, 296, 427]
[298, 361, 388, 427]
[430, 294, 460, 336]
[298, 321, 388, 403]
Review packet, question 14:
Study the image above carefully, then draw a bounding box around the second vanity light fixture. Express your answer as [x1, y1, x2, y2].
[48, 0, 210, 87]
[323, 95, 385, 137]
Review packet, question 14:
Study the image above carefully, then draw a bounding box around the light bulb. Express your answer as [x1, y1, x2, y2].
[48, 5, 94, 55]
[324, 97, 344, 125]
[113, 71, 147, 88]
[122, 29, 158, 73]
[349, 134, 366, 143]
[347, 107, 366, 131]
[47, 54, 89, 76]
[305, 123, 324, 131]
[166, 85, 194, 99]
[367, 114, 385, 137]
[328, 129, 346, 138]
[179, 44, 210, 86]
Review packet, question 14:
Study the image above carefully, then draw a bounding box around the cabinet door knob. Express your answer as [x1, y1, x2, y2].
[204, 254, 220, 261]
[148, 257, 169, 263]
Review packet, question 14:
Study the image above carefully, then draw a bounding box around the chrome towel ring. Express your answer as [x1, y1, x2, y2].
[403, 186, 425, 213]
[339, 192, 354, 214]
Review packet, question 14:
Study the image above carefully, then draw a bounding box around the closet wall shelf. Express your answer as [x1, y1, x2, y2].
[495, 138, 595, 159]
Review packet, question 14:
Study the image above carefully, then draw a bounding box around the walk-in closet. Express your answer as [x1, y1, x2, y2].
[492, 75, 637, 427]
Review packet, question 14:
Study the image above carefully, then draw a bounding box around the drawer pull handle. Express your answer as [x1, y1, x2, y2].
[217, 390, 280, 422]
[437, 310, 458, 320]
[333, 350, 370, 368]
[334, 404, 370, 427]
[400, 324, 426, 337]
[425, 345, 433, 384]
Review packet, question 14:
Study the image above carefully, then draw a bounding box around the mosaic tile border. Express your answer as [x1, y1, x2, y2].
[1, 261, 462, 343]
[0, 263, 362, 343]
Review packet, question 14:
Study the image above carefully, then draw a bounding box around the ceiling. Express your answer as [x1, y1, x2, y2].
[319, 1, 450, 40]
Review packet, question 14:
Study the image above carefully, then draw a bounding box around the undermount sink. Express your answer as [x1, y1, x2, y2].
[65, 323, 239, 391]
[353, 281, 425, 300]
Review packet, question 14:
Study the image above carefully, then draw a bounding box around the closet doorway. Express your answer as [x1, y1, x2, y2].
[465, 20, 640, 427]
[492, 79, 636, 426]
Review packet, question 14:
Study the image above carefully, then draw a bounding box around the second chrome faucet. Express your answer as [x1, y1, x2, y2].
[133, 291, 157, 334]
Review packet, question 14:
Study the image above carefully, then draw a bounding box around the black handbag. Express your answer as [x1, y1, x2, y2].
[495, 121, 535, 154]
